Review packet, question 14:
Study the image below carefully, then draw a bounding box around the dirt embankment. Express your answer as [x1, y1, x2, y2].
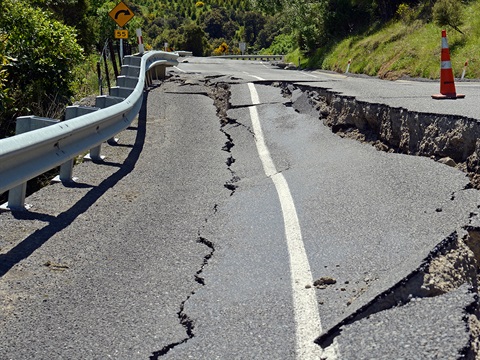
[287, 84, 480, 189]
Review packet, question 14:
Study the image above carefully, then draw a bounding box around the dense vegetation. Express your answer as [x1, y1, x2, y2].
[0, 0, 479, 139]
[321, 0, 480, 79]
[0, 0, 278, 138]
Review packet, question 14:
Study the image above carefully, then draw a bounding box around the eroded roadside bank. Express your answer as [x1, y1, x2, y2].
[281, 82, 480, 189]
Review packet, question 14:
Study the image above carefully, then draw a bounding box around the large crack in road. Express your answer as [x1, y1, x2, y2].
[159, 76, 480, 357]
[151, 75, 248, 358]
[275, 80, 480, 358]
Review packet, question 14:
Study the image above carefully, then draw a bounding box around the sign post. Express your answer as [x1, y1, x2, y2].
[109, 1, 135, 64]
[136, 29, 144, 54]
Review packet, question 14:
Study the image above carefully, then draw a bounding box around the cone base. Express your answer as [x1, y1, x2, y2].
[432, 93, 465, 100]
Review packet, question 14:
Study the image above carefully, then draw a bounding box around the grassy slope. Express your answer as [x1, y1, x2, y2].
[319, 0, 480, 80]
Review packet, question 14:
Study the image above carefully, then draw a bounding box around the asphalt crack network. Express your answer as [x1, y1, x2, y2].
[149, 77, 224, 358]
[150, 76, 250, 358]
[150, 232, 215, 359]
[206, 80, 253, 196]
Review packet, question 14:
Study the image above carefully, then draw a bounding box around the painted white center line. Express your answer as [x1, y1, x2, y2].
[247, 83, 338, 359]
[312, 71, 346, 79]
[302, 72, 319, 78]
[243, 72, 265, 81]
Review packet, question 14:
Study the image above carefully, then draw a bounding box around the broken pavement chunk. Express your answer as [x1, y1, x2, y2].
[314, 276, 337, 288]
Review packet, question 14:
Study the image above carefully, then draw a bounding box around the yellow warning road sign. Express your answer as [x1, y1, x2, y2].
[114, 29, 129, 39]
[109, 1, 134, 28]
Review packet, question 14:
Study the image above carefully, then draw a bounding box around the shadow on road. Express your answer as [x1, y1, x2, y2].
[0, 92, 149, 278]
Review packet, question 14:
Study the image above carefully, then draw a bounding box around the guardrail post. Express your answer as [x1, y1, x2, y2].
[85, 145, 104, 162]
[1, 116, 59, 210]
[158, 66, 166, 79]
[3, 183, 28, 211]
[59, 159, 75, 182]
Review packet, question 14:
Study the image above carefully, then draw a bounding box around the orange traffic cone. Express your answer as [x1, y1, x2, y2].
[432, 30, 465, 99]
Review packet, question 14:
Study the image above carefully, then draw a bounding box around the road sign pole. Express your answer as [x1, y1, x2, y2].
[120, 39, 123, 65]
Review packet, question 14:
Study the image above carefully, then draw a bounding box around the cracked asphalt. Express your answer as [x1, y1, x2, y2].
[1, 58, 480, 358]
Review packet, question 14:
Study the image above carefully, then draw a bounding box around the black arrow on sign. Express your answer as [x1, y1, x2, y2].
[115, 9, 131, 19]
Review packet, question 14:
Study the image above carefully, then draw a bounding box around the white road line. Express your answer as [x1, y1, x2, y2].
[260, 61, 270, 68]
[173, 66, 186, 73]
[247, 83, 338, 359]
[243, 72, 265, 81]
[302, 72, 319, 78]
[311, 71, 346, 79]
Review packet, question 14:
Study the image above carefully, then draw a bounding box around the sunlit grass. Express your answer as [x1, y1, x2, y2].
[72, 53, 118, 102]
[320, 1, 480, 80]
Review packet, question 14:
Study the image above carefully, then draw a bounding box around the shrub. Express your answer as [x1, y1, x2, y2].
[0, 0, 83, 136]
[213, 42, 229, 55]
[433, 0, 465, 34]
[397, 3, 417, 24]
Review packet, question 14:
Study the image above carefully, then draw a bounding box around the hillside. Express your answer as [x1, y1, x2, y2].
[132, 0, 480, 81]
[304, 1, 480, 80]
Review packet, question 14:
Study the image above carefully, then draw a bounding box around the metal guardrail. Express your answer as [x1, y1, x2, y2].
[213, 55, 285, 61]
[0, 50, 178, 210]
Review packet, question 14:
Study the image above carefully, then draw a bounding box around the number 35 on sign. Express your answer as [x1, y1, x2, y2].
[114, 29, 128, 39]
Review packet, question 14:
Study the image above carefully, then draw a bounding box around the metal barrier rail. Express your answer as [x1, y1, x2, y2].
[0, 50, 178, 210]
[213, 55, 285, 61]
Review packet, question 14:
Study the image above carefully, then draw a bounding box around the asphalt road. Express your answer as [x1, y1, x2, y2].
[1, 58, 480, 359]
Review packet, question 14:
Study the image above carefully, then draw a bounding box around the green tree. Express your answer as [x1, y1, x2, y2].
[222, 20, 238, 40]
[181, 23, 206, 56]
[202, 8, 228, 39]
[0, 35, 14, 137]
[0, 0, 83, 134]
[31, 0, 98, 52]
[256, 14, 284, 50]
[251, 0, 285, 15]
[243, 11, 266, 46]
[433, 0, 464, 34]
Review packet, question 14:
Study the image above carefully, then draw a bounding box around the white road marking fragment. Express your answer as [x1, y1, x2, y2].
[260, 61, 270, 68]
[312, 71, 347, 79]
[247, 83, 339, 359]
[243, 72, 265, 81]
[173, 66, 186, 73]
